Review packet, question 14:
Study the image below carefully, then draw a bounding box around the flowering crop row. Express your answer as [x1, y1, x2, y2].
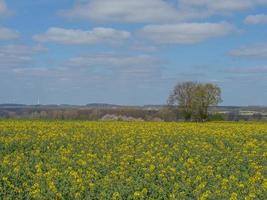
[0, 121, 266, 199]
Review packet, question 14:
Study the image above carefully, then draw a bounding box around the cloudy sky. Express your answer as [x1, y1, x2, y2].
[0, 0, 267, 105]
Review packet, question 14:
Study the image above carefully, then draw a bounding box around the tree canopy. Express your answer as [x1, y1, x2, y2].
[168, 82, 222, 121]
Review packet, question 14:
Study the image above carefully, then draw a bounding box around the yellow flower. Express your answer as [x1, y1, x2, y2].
[29, 183, 41, 198]
[0, 121, 266, 199]
[112, 192, 121, 200]
[134, 191, 142, 198]
[199, 190, 211, 200]
[230, 193, 238, 200]
[149, 164, 155, 172]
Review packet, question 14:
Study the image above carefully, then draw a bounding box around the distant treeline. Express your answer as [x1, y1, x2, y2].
[0, 107, 266, 122]
[0, 108, 174, 121]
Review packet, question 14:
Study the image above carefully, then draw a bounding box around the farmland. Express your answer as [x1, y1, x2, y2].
[0, 121, 266, 199]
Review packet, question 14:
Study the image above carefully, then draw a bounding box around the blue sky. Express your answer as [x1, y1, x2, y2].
[0, 0, 267, 106]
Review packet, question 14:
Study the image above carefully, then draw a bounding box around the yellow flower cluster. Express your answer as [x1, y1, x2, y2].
[0, 121, 266, 199]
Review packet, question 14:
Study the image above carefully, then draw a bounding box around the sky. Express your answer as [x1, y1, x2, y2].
[0, 0, 267, 106]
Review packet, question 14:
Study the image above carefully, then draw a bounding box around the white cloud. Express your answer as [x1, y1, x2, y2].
[59, 0, 182, 23]
[244, 14, 267, 24]
[33, 27, 131, 45]
[180, 0, 267, 13]
[226, 66, 267, 74]
[0, 27, 19, 40]
[0, 0, 10, 17]
[139, 22, 236, 44]
[0, 44, 46, 69]
[59, 0, 267, 23]
[12, 53, 163, 80]
[26, 54, 162, 93]
[66, 54, 161, 77]
[230, 44, 267, 58]
[130, 43, 159, 52]
[9, 53, 165, 104]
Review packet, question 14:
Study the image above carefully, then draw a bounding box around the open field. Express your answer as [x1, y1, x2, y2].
[0, 121, 266, 199]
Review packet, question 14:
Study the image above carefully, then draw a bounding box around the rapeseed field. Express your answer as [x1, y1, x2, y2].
[0, 121, 266, 199]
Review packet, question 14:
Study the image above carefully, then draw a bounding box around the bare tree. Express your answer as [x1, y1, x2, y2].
[168, 81, 222, 121]
[168, 82, 198, 121]
[194, 83, 222, 121]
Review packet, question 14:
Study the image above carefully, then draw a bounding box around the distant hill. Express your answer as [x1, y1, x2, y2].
[86, 103, 123, 108]
[0, 103, 267, 113]
[0, 104, 27, 108]
[0, 103, 266, 121]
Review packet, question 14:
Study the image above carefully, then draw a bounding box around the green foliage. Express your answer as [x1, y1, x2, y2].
[208, 113, 225, 121]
